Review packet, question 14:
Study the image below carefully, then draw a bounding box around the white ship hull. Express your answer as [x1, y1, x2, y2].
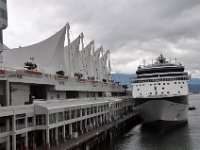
[137, 96, 188, 131]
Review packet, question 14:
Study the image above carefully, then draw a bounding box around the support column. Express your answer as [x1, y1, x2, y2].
[93, 117, 96, 128]
[6, 118, 10, 150]
[12, 115, 16, 150]
[69, 124, 72, 139]
[25, 132, 28, 150]
[55, 127, 59, 145]
[25, 117, 28, 150]
[85, 119, 88, 132]
[63, 125, 66, 142]
[46, 129, 50, 150]
[5, 81, 10, 106]
[42, 130, 46, 146]
[80, 121, 83, 134]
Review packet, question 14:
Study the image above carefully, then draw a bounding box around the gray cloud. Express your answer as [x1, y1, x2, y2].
[3, 0, 200, 77]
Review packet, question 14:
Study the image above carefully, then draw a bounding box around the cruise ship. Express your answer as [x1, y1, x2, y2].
[132, 54, 189, 131]
[0, 1, 135, 150]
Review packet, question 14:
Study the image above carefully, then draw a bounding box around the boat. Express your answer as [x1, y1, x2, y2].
[132, 54, 190, 131]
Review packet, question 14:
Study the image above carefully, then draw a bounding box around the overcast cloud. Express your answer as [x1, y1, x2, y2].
[3, 0, 200, 77]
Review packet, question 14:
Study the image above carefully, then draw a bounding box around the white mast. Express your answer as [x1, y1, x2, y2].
[107, 50, 111, 80]
[80, 32, 84, 50]
[66, 23, 71, 76]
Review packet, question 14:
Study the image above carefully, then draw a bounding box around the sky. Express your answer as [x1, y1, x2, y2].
[3, 0, 200, 77]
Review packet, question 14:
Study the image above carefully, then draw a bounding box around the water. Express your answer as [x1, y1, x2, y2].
[104, 94, 200, 150]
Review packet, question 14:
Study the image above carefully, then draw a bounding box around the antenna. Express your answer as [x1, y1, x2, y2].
[143, 59, 146, 66]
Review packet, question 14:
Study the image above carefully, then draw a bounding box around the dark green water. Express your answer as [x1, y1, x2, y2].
[104, 94, 200, 150]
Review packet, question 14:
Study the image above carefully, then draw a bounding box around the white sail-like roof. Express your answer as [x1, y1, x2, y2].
[64, 35, 81, 76]
[2, 26, 67, 74]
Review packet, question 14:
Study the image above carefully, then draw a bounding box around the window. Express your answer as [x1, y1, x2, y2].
[174, 82, 177, 84]
[28, 117, 33, 127]
[64, 111, 70, 120]
[58, 112, 63, 122]
[163, 83, 165, 85]
[71, 110, 76, 119]
[167, 83, 169, 85]
[82, 109, 85, 116]
[36, 115, 46, 125]
[77, 109, 81, 117]
[167, 91, 170, 94]
[49, 113, 56, 124]
[162, 87, 164, 90]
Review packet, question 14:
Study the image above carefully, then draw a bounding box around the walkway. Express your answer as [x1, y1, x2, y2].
[47, 112, 139, 150]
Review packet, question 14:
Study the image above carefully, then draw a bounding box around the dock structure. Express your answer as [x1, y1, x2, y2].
[0, 97, 136, 150]
[0, 2, 137, 149]
[48, 111, 140, 150]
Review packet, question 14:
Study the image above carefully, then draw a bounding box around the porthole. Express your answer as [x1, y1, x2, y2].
[137, 89, 139, 91]
[161, 92, 164, 94]
[180, 86, 183, 88]
[178, 82, 181, 84]
[174, 82, 177, 84]
[150, 92, 152, 95]
[150, 84, 152, 86]
[163, 83, 165, 85]
[167, 91, 170, 94]
[162, 87, 164, 90]
[182, 82, 184, 84]
[158, 83, 161, 85]
[167, 83, 169, 85]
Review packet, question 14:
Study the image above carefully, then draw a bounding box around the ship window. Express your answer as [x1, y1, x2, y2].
[158, 83, 160, 85]
[167, 83, 169, 85]
[162, 87, 164, 90]
[137, 89, 139, 91]
[182, 82, 184, 84]
[174, 82, 177, 84]
[150, 84, 152, 86]
[140, 93, 142, 95]
[178, 82, 181, 84]
[154, 87, 157, 90]
[167, 91, 170, 94]
[163, 83, 165, 85]
[181, 86, 183, 88]
[150, 92, 152, 95]
[178, 91, 180, 94]
[161, 92, 164, 94]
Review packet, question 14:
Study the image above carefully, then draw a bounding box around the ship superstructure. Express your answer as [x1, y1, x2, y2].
[132, 54, 189, 130]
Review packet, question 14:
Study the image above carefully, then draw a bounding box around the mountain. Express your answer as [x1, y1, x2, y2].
[112, 73, 200, 93]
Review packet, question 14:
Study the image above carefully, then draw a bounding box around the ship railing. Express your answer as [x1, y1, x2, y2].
[133, 75, 189, 83]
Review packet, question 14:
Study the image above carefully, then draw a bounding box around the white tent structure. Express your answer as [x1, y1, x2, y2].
[2, 26, 67, 75]
[2, 23, 111, 81]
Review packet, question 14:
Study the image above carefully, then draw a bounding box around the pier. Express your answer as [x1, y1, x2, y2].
[46, 111, 141, 150]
